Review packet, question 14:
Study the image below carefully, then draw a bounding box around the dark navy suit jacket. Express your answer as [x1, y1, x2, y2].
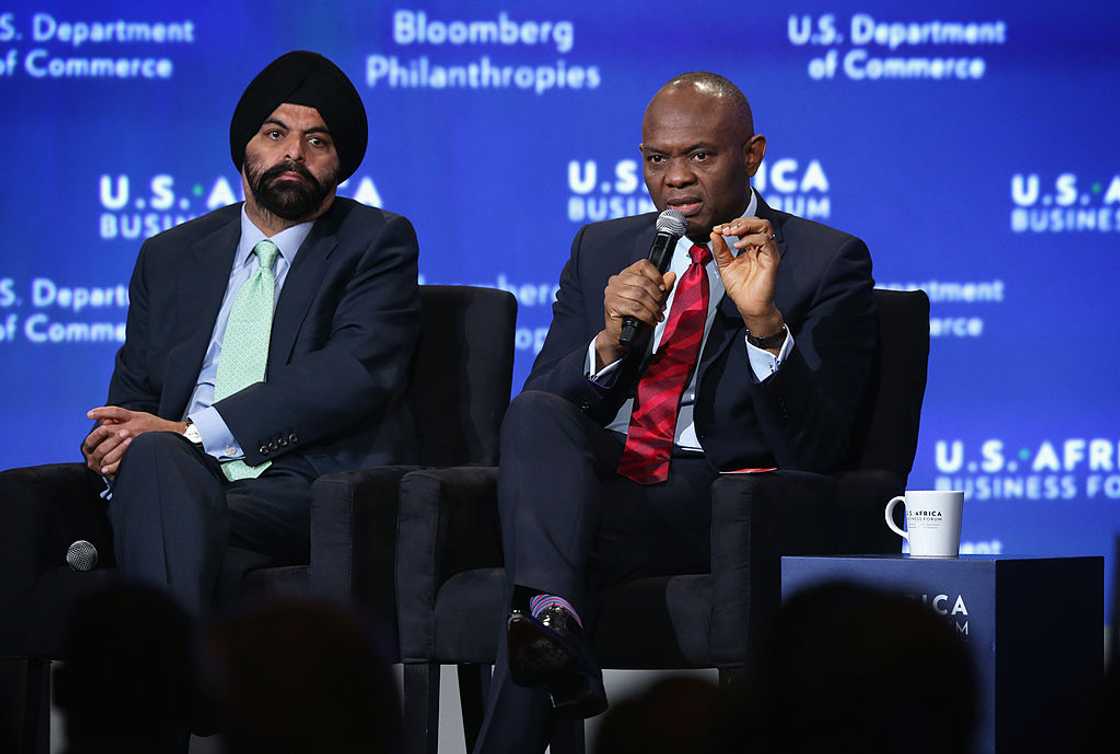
[524, 197, 878, 473]
[105, 197, 421, 476]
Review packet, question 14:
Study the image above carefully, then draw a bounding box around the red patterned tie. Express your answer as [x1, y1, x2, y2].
[617, 244, 711, 484]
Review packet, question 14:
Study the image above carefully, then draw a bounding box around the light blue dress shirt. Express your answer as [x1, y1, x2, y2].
[586, 190, 794, 451]
[184, 207, 314, 460]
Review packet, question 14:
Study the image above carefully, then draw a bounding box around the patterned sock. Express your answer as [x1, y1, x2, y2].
[529, 593, 583, 628]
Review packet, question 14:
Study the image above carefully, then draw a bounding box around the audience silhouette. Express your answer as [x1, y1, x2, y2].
[205, 598, 401, 754]
[748, 581, 979, 754]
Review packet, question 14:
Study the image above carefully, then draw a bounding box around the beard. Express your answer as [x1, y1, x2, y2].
[245, 157, 335, 221]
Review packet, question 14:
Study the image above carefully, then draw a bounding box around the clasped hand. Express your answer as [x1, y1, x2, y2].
[81, 406, 186, 477]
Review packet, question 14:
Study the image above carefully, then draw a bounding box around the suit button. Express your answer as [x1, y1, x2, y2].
[288, 432, 298, 444]
[268, 441, 278, 451]
[258, 445, 269, 455]
[278, 435, 288, 447]
[579, 401, 591, 412]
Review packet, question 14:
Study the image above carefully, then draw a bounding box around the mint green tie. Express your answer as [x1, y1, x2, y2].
[214, 239, 279, 481]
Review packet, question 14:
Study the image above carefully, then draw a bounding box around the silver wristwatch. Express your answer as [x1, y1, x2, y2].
[183, 420, 203, 447]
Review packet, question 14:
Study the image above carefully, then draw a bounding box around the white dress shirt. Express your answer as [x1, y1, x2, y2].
[185, 207, 314, 460]
[584, 190, 794, 451]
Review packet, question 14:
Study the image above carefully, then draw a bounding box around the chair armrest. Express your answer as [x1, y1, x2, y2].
[0, 463, 109, 604]
[396, 466, 502, 661]
[833, 468, 906, 555]
[310, 465, 426, 663]
[310, 465, 423, 603]
[706, 468, 905, 667]
[708, 470, 839, 667]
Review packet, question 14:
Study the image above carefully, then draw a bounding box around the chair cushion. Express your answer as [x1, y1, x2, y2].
[595, 575, 713, 669]
[432, 569, 506, 663]
[242, 565, 310, 601]
[0, 567, 120, 659]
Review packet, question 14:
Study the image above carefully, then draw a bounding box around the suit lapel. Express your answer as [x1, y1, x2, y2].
[163, 214, 241, 417]
[267, 211, 339, 373]
[626, 222, 662, 371]
[631, 223, 656, 266]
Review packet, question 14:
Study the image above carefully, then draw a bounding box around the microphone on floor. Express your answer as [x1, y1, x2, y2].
[66, 540, 98, 572]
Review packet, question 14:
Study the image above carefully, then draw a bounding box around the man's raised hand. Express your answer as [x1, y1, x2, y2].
[710, 217, 784, 337]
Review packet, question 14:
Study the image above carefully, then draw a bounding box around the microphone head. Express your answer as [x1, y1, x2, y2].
[655, 209, 687, 237]
[66, 540, 98, 572]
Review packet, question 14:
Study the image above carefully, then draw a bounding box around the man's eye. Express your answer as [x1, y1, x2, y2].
[267, 130, 282, 140]
[647, 154, 664, 164]
[692, 151, 709, 161]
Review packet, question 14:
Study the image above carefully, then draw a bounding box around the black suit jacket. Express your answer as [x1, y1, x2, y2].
[106, 197, 421, 476]
[524, 197, 877, 473]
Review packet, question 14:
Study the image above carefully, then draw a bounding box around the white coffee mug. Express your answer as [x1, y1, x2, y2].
[884, 490, 964, 558]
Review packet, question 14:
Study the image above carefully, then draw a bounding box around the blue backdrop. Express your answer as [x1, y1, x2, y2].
[4, 0, 1119, 609]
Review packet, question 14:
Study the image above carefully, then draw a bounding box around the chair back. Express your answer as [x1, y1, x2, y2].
[406, 286, 518, 467]
[849, 288, 930, 480]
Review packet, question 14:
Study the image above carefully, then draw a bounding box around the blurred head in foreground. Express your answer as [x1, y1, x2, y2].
[592, 675, 722, 754]
[206, 598, 400, 754]
[55, 584, 197, 754]
[752, 581, 978, 754]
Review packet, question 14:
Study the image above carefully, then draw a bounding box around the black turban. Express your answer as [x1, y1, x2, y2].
[229, 51, 368, 183]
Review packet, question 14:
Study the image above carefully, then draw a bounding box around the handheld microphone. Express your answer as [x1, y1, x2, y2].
[619, 209, 688, 348]
[66, 540, 98, 572]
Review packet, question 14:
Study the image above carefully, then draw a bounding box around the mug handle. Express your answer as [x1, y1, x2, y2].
[884, 496, 908, 541]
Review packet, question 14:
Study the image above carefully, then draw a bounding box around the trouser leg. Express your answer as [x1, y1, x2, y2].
[110, 432, 316, 616]
[476, 392, 625, 754]
[499, 390, 624, 607]
[476, 391, 620, 754]
[476, 390, 719, 754]
[109, 432, 228, 617]
[216, 455, 316, 609]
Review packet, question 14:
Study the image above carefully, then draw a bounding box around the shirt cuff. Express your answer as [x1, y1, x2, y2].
[585, 338, 623, 385]
[188, 406, 244, 461]
[745, 329, 795, 382]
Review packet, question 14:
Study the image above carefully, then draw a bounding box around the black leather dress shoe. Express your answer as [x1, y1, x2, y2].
[507, 605, 608, 718]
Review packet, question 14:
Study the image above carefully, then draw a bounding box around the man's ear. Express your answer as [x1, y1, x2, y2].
[745, 135, 767, 178]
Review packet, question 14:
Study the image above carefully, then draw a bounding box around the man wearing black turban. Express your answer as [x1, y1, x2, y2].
[80, 51, 420, 617]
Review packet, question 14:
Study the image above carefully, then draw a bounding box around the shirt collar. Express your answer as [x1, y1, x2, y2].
[235, 205, 315, 269]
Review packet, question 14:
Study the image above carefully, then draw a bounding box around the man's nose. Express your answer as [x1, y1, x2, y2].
[664, 157, 695, 187]
[284, 135, 306, 162]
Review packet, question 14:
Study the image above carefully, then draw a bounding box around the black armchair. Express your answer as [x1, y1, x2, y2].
[394, 288, 930, 754]
[0, 284, 517, 754]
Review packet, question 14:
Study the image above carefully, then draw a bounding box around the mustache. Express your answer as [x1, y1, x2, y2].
[258, 160, 320, 189]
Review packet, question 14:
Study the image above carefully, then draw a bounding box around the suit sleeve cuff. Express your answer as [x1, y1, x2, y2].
[745, 329, 795, 382]
[585, 338, 623, 387]
[188, 406, 243, 461]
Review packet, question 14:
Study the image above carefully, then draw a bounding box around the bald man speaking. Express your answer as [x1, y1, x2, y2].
[474, 72, 878, 751]
[80, 51, 420, 615]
